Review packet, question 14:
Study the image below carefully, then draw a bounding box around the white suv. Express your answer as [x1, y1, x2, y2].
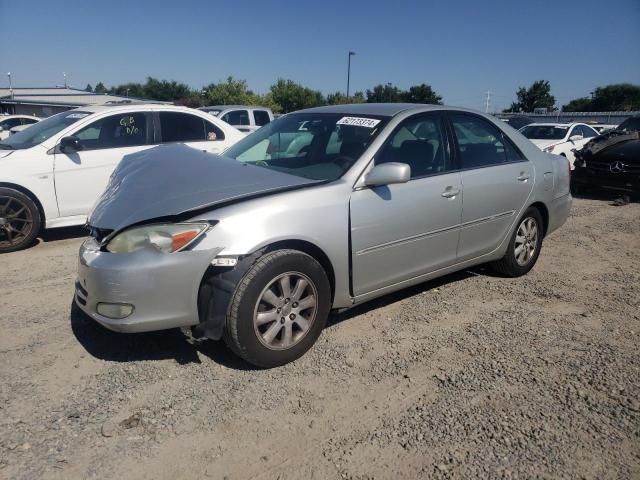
[0, 105, 244, 252]
[519, 122, 599, 167]
[0, 115, 40, 140]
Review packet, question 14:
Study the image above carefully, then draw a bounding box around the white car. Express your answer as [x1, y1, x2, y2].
[519, 122, 599, 167]
[0, 105, 244, 252]
[0, 115, 40, 140]
[198, 106, 274, 133]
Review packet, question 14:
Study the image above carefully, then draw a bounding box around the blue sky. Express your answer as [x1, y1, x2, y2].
[1, 0, 639, 111]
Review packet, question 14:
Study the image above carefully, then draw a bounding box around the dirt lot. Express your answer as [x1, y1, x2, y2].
[1, 198, 639, 479]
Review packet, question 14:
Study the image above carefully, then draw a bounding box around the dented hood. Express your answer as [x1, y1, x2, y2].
[89, 144, 319, 232]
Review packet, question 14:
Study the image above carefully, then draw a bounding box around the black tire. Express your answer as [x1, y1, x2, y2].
[491, 207, 544, 277]
[0, 187, 41, 253]
[223, 249, 331, 368]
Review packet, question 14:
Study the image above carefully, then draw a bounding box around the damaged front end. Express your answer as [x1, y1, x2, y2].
[194, 249, 266, 340]
[77, 144, 321, 335]
[572, 130, 640, 196]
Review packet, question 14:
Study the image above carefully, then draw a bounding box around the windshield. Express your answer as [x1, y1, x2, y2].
[0, 111, 90, 150]
[519, 125, 569, 140]
[618, 117, 640, 133]
[224, 113, 389, 181]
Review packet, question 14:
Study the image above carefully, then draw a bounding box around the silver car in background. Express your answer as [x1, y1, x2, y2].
[75, 104, 572, 367]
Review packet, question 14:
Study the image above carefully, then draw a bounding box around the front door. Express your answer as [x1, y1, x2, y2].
[448, 113, 534, 261]
[350, 113, 462, 296]
[54, 111, 153, 217]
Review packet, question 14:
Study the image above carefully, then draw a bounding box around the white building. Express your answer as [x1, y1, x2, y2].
[0, 87, 167, 117]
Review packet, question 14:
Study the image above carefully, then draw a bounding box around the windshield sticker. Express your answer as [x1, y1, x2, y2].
[66, 113, 89, 119]
[336, 116, 381, 128]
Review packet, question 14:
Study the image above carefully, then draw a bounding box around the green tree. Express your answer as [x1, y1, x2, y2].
[84, 84, 93, 92]
[562, 97, 593, 112]
[269, 79, 325, 113]
[505, 80, 555, 113]
[326, 91, 365, 105]
[94, 82, 108, 94]
[366, 84, 402, 103]
[401, 84, 443, 104]
[203, 77, 257, 106]
[591, 84, 640, 111]
[562, 84, 640, 112]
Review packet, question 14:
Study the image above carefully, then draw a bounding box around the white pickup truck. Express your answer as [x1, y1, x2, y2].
[198, 106, 273, 133]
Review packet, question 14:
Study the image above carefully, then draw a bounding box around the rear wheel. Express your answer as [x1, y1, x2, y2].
[224, 249, 331, 368]
[0, 188, 41, 253]
[491, 207, 543, 277]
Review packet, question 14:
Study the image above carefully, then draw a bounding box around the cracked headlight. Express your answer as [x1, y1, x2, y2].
[106, 223, 209, 253]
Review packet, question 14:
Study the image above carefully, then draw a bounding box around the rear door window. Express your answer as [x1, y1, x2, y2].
[159, 112, 207, 142]
[450, 114, 523, 169]
[253, 110, 271, 127]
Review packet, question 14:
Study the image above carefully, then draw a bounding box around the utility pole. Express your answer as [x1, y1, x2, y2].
[484, 90, 491, 113]
[346, 51, 355, 99]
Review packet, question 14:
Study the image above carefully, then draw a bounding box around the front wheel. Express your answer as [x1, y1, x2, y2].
[223, 249, 331, 368]
[0, 187, 41, 253]
[491, 207, 543, 277]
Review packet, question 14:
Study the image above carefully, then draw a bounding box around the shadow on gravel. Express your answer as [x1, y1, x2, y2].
[71, 268, 485, 369]
[328, 269, 475, 327]
[40, 226, 88, 243]
[70, 302, 256, 370]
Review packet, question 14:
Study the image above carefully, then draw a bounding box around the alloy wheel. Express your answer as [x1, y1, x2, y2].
[0, 195, 34, 249]
[514, 216, 538, 266]
[253, 272, 318, 350]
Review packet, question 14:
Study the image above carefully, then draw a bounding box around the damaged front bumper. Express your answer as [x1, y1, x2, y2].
[74, 237, 222, 333]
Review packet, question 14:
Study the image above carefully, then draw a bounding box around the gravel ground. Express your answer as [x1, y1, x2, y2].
[1, 198, 639, 479]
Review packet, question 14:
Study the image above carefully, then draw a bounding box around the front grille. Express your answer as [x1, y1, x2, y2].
[585, 161, 640, 173]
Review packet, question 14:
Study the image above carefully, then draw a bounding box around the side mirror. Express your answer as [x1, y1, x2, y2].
[569, 134, 583, 142]
[59, 136, 82, 153]
[364, 162, 411, 187]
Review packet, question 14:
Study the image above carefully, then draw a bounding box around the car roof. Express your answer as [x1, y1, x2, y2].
[525, 122, 584, 127]
[200, 105, 269, 111]
[297, 103, 443, 117]
[67, 104, 208, 115]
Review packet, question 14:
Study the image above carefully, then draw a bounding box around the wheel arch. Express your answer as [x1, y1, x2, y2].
[261, 239, 336, 302]
[0, 182, 46, 225]
[528, 201, 549, 237]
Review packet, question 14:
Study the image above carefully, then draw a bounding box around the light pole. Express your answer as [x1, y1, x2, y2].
[7, 72, 12, 98]
[346, 51, 355, 99]
[63, 72, 67, 88]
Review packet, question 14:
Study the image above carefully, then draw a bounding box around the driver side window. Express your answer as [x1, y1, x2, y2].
[73, 113, 148, 150]
[376, 114, 451, 179]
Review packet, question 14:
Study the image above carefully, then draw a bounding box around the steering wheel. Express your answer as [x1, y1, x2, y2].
[255, 160, 269, 167]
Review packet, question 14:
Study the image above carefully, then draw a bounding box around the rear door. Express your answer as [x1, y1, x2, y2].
[350, 113, 462, 295]
[157, 111, 228, 154]
[448, 112, 533, 262]
[54, 111, 153, 217]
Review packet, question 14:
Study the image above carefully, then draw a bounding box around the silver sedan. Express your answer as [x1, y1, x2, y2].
[75, 104, 572, 367]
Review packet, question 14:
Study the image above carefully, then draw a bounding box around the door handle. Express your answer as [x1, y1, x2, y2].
[441, 187, 460, 198]
[517, 173, 531, 182]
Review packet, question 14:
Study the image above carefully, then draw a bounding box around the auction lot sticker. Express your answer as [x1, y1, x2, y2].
[337, 116, 381, 128]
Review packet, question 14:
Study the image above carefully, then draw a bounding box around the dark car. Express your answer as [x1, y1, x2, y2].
[572, 127, 640, 198]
